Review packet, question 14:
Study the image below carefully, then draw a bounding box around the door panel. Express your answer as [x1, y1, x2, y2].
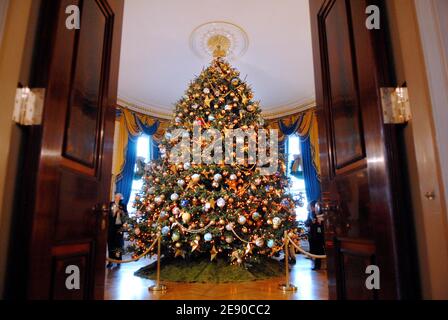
[51, 244, 90, 300]
[64, 0, 107, 167]
[310, 0, 420, 299]
[21, 0, 123, 299]
[324, 0, 365, 169]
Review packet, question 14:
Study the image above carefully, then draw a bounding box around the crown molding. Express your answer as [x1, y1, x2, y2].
[117, 98, 173, 119]
[117, 97, 316, 121]
[262, 99, 316, 119]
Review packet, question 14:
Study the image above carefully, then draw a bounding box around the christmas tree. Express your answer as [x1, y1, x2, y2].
[126, 57, 299, 265]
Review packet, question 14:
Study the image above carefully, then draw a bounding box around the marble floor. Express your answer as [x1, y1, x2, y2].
[104, 254, 329, 300]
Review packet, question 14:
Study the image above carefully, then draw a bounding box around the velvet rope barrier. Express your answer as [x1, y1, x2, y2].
[287, 234, 326, 259]
[106, 234, 159, 264]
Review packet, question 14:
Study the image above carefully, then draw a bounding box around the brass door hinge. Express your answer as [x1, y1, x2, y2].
[380, 87, 411, 124]
[13, 87, 45, 126]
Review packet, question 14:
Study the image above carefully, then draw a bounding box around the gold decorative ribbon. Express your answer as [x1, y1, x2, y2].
[106, 235, 159, 263]
[287, 234, 326, 259]
[173, 220, 214, 234]
[229, 226, 255, 244]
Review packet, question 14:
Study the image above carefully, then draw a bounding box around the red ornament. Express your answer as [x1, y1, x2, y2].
[195, 117, 205, 127]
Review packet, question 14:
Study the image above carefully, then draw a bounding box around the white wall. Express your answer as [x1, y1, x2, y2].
[414, 0, 448, 245]
[0, 0, 9, 48]
[0, 0, 33, 297]
[387, 0, 448, 299]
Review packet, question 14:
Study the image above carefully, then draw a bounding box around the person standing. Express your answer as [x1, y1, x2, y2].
[107, 193, 128, 268]
[305, 201, 325, 270]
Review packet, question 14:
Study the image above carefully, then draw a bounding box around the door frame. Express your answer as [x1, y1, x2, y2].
[310, 0, 422, 299]
[414, 1, 448, 213]
[3, 0, 123, 300]
[388, 0, 448, 299]
[0, 0, 35, 299]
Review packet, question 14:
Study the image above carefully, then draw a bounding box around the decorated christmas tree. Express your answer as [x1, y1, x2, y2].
[125, 56, 300, 266]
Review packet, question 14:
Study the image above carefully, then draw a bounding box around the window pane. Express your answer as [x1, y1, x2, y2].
[287, 135, 308, 221]
[127, 135, 150, 212]
[136, 135, 150, 162]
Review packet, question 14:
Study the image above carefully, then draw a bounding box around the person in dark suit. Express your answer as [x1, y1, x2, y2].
[305, 200, 325, 270]
[107, 193, 128, 268]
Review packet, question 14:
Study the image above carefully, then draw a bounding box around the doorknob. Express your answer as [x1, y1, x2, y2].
[424, 191, 436, 201]
[315, 200, 340, 215]
[92, 204, 109, 231]
[92, 203, 110, 217]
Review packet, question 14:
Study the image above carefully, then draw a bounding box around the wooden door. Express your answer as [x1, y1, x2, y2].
[14, 0, 123, 299]
[310, 0, 420, 299]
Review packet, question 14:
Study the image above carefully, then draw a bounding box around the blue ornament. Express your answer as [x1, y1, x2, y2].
[204, 233, 213, 242]
[267, 239, 275, 248]
[281, 199, 289, 206]
[238, 215, 247, 225]
[161, 226, 170, 236]
[181, 199, 189, 207]
[252, 212, 261, 221]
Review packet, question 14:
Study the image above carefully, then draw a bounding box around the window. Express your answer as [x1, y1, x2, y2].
[286, 135, 308, 221]
[127, 134, 151, 212]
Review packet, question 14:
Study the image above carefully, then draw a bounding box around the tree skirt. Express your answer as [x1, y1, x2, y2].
[134, 257, 284, 283]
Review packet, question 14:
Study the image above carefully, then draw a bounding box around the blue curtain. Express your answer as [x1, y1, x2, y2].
[115, 113, 160, 206]
[150, 138, 160, 160]
[136, 116, 160, 161]
[300, 136, 321, 202]
[278, 114, 321, 203]
[279, 116, 302, 136]
[115, 136, 138, 206]
[136, 117, 160, 136]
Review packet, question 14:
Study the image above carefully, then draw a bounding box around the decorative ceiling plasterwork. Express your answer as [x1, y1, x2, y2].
[190, 21, 249, 60]
[118, 0, 316, 121]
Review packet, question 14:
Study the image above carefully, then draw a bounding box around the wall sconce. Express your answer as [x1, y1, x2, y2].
[380, 87, 412, 124]
[12, 87, 45, 126]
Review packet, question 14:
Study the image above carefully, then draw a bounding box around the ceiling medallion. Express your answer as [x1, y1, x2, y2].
[190, 21, 249, 60]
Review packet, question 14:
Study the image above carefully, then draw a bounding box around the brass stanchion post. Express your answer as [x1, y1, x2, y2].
[149, 234, 167, 292]
[279, 231, 297, 292]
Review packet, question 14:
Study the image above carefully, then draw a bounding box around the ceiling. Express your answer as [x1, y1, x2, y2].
[118, 0, 316, 119]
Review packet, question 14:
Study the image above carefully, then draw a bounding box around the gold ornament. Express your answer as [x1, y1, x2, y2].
[226, 180, 238, 192]
[204, 95, 213, 108]
[230, 250, 239, 262]
[191, 239, 200, 252]
[175, 249, 186, 258]
[182, 212, 191, 223]
[210, 245, 218, 261]
[245, 243, 253, 255]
